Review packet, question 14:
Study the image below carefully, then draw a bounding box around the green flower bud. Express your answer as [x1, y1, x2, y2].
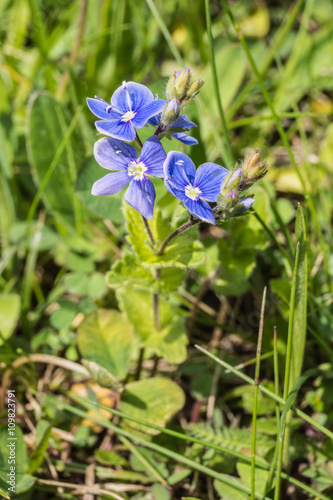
[166, 73, 177, 100]
[242, 149, 268, 183]
[161, 99, 180, 128]
[174, 68, 191, 99]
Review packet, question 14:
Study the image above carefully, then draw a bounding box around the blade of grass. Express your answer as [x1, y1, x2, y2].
[251, 287, 266, 500]
[65, 393, 331, 500]
[227, 112, 327, 130]
[145, 0, 183, 66]
[274, 368, 318, 500]
[204, 0, 233, 167]
[26, 105, 82, 228]
[119, 435, 167, 485]
[58, 400, 271, 499]
[227, 0, 305, 119]
[194, 345, 333, 440]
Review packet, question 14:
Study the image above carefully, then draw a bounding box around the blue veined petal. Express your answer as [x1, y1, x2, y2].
[124, 177, 156, 220]
[184, 198, 216, 225]
[93, 137, 137, 171]
[148, 113, 161, 127]
[86, 97, 121, 120]
[139, 136, 166, 178]
[164, 178, 186, 202]
[238, 197, 255, 214]
[111, 82, 153, 113]
[132, 99, 166, 128]
[195, 163, 229, 202]
[171, 114, 197, 130]
[163, 151, 196, 195]
[91, 171, 130, 196]
[95, 119, 136, 142]
[171, 132, 198, 146]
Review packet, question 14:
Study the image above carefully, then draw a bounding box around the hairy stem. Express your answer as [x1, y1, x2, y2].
[142, 215, 155, 247]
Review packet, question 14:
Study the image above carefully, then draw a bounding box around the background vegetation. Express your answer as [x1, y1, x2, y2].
[0, 0, 332, 498]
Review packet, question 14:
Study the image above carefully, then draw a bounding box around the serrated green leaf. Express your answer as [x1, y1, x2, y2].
[120, 378, 185, 435]
[77, 310, 133, 378]
[117, 287, 187, 364]
[125, 204, 206, 269]
[106, 251, 185, 293]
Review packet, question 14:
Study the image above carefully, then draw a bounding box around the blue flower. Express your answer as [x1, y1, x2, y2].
[149, 113, 198, 145]
[92, 136, 166, 219]
[87, 82, 165, 143]
[163, 151, 228, 224]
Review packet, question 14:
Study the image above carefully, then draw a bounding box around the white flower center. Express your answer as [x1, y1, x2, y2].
[121, 110, 136, 122]
[127, 161, 148, 181]
[185, 184, 202, 201]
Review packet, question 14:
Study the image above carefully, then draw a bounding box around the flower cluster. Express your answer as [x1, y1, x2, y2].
[87, 70, 267, 223]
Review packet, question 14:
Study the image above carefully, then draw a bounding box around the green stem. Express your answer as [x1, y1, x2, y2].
[204, 0, 233, 167]
[194, 344, 333, 440]
[251, 287, 266, 500]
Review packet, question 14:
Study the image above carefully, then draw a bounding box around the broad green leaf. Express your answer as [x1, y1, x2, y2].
[63, 272, 108, 299]
[28, 421, 52, 474]
[76, 157, 124, 223]
[120, 378, 185, 435]
[26, 92, 84, 224]
[0, 294, 20, 345]
[289, 204, 308, 390]
[77, 309, 133, 379]
[125, 204, 206, 269]
[106, 251, 185, 293]
[237, 462, 272, 496]
[117, 287, 187, 364]
[214, 476, 248, 500]
[201, 44, 246, 113]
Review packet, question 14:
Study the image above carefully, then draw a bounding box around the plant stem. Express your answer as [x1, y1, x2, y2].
[141, 215, 155, 247]
[157, 218, 200, 255]
[251, 287, 266, 500]
[204, 0, 233, 167]
[194, 344, 333, 440]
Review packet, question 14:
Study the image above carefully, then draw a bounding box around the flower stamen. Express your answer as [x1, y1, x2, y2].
[121, 110, 136, 122]
[127, 161, 148, 181]
[185, 184, 202, 201]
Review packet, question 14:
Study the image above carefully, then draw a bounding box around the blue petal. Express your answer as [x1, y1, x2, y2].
[139, 136, 166, 178]
[111, 82, 153, 114]
[124, 177, 156, 220]
[95, 119, 136, 142]
[86, 97, 121, 120]
[132, 99, 166, 129]
[91, 171, 130, 196]
[148, 113, 161, 126]
[171, 132, 198, 146]
[93, 137, 137, 171]
[184, 198, 216, 225]
[195, 163, 229, 202]
[238, 197, 255, 214]
[163, 151, 196, 198]
[171, 114, 197, 130]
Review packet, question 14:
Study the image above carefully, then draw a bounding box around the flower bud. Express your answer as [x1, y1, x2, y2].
[220, 168, 242, 197]
[174, 68, 191, 99]
[242, 149, 268, 183]
[166, 73, 177, 100]
[161, 99, 180, 128]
